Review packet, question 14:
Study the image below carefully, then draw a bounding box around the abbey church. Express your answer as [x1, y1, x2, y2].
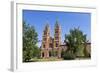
[40, 20, 67, 58]
[40, 20, 91, 59]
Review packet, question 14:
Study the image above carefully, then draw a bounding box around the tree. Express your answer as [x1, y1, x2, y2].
[32, 46, 41, 58]
[64, 27, 87, 58]
[23, 21, 38, 62]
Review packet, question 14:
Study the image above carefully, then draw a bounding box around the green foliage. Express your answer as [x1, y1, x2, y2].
[32, 46, 41, 58]
[23, 21, 40, 62]
[75, 44, 84, 57]
[62, 50, 75, 60]
[64, 27, 87, 58]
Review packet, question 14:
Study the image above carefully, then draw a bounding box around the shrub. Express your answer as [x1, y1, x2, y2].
[62, 51, 75, 60]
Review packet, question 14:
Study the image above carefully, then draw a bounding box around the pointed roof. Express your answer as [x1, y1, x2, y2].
[55, 18, 60, 29]
[44, 20, 50, 30]
[45, 24, 49, 30]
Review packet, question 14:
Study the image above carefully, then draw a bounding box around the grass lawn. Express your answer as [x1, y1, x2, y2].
[30, 57, 63, 62]
[24, 57, 91, 62]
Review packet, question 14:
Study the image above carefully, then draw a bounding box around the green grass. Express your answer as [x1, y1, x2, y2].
[24, 56, 91, 62]
[30, 57, 63, 62]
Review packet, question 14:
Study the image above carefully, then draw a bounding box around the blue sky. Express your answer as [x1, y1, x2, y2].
[23, 10, 91, 47]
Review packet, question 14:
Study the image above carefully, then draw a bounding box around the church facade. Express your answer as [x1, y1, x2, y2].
[40, 20, 64, 58]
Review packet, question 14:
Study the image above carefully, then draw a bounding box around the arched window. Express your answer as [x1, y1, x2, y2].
[49, 43, 52, 48]
[43, 44, 45, 48]
[56, 43, 58, 47]
[42, 52, 44, 57]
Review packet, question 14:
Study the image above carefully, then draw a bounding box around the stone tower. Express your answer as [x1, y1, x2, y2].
[41, 20, 61, 58]
[54, 20, 61, 58]
[41, 24, 50, 58]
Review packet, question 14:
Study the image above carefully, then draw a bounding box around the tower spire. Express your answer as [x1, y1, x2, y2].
[55, 17, 59, 25]
[55, 17, 60, 29]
